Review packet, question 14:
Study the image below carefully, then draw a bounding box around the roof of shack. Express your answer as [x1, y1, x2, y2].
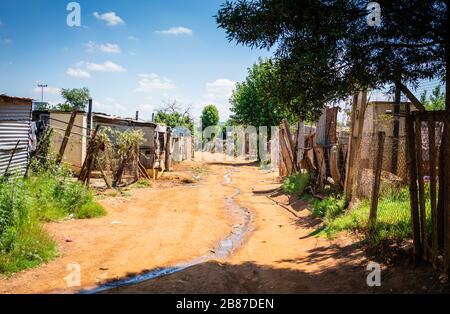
[0, 95, 33, 105]
[93, 113, 158, 128]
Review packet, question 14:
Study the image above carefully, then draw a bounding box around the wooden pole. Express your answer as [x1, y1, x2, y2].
[165, 131, 172, 172]
[79, 125, 101, 185]
[56, 111, 77, 165]
[3, 140, 21, 176]
[398, 83, 426, 112]
[415, 115, 428, 260]
[442, 114, 450, 276]
[406, 108, 422, 260]
[369, 132, 385, 228]
[391, 83, 401, 175]
[344, 90, 368, 202]
[428, 117, 438, 267]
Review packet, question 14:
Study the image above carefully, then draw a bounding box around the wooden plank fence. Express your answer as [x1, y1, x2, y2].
[407, 110, 450, 274]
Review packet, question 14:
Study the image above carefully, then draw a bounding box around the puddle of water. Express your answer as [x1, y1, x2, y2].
[79, 170, 253, 294]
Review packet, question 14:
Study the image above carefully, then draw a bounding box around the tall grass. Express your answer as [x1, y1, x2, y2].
[0, 166, 105, 275]
[317, 187, 427, 249]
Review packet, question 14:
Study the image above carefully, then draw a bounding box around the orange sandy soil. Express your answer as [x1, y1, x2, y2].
[0, 155, 448, 294]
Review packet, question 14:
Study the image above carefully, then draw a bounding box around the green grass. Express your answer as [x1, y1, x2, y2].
[303, 194, 347, 222]
[316, 187, 425, 249]
[282, 172, 311, 196]
[191, 166, 207, 176]
[0, 168, 106, 275]
[134, 179, 151, 188]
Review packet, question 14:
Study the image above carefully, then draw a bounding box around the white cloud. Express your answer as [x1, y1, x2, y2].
[156, 26, 193, 36]
[33, 86, 61, 95]
[85, 41, 121, 54]
[86, 61, 127, 73]
[93, 12, 125, 26]
[202, 79, 236, 120]
[66, 67, 91, 78]
[93, 100, 126, 115]
[134, 73, 176, 92]
[204, 79, 236, 100]
[1, 37, 12, 45]
[128, 36, 139, 41]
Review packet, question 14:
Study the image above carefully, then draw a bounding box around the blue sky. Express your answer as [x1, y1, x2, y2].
[0, 0, 271, 122]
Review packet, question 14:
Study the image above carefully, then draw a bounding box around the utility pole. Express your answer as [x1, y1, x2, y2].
[37, 83, 48, 105]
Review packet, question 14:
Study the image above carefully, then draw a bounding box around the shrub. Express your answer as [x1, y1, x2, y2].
[282, 172, 311, 196]
[0, 167, 105, 275]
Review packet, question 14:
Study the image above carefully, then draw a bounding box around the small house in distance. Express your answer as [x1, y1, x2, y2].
[0, 95, 33, 176]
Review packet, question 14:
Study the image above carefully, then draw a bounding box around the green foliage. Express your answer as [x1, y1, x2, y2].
[318, 187, 422, 249]
[420, 85, 446, 111]
[282, 172, 310, 196]
[305, 194, 347, 222]
[217, 1, 448, 113]
[113, 129, 145, 160]
[0, 168, 105, 274]
[201, 105, 220, 130]
[135, 179, 151, 188]
[154, 101, 194, 134]
[230, 59, 301, 125]
[55, 87, 90, 112]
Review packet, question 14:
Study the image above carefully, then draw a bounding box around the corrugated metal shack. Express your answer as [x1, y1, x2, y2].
[33, 111, 88, 172]
[0, 95, 33, 176]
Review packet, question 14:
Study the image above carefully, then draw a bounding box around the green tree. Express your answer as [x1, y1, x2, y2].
[57, 87, 90, 112]
[230, 59, 299, 127]
[201, 105, 220, 130]
[154, 101, 194, 133]
[420, 86, 446, 111]
[216, 1, 449, 111]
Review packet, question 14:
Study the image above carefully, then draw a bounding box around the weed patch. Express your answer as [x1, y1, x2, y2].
[282, 172, 310, 196]
[0, 167, 105, 275]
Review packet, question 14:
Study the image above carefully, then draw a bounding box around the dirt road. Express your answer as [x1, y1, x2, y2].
[0, 157, 447, 293]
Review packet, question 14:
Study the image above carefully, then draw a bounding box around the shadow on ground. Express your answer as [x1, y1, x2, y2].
[99, 257, 449, 294]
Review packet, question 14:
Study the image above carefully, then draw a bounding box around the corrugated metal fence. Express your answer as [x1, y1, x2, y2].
[0, 99, 32, 176]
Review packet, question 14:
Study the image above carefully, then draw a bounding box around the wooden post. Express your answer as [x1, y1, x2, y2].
[369, 132, 385, 228]
[344, 90, 368, 202]
[294, 121, 305, 169]
[406, 109, 422, 260]
[428, 117, 438, 267]
[398, 83, 426, 112]
[391, 83, 401, 175]
[3, 140, 21, 176]
[314, 146, 326, 192]
[442, 114, 450, 276]
[79, 125, 101, 185]
[87, 98, 93, 139]
[165, 131, 172, 172]
[415, 115, 428, 260]
[279, 123, 295, 176]
[56, 111, 77, 165]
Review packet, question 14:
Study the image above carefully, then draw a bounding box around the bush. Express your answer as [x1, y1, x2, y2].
[282, 172, 310, 196]
[0, 167, 105, 275]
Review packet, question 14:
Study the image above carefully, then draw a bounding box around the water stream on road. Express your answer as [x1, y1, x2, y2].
[80, 169, 253, 294]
